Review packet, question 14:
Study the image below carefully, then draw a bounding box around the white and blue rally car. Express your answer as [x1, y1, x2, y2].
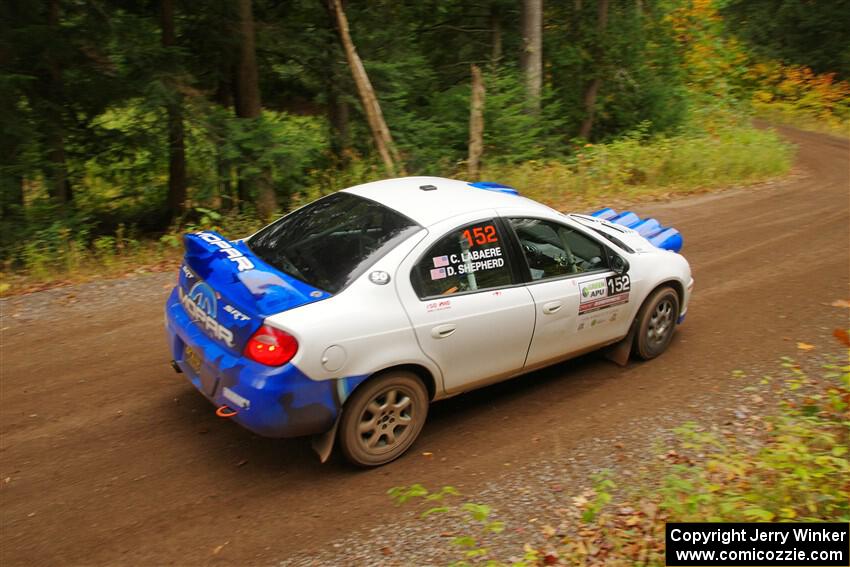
[165, 177, 693, 466]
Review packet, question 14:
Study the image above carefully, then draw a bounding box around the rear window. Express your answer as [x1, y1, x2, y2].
[247, 192, 421, 294]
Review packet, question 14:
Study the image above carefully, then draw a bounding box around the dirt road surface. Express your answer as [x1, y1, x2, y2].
[2, 126, 848, 566]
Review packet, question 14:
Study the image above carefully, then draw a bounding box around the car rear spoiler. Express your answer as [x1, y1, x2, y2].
[182, 231, 331, 319]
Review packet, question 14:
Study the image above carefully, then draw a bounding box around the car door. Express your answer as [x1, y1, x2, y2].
[505, 217, 634, 367]
[397, 215, 535, 394]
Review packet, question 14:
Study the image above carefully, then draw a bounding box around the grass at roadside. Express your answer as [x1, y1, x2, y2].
[482, 124, 794, 211]
[0, 123, 794, 297]
[753, 106, 850, 139]
[388, 338, 850, 566]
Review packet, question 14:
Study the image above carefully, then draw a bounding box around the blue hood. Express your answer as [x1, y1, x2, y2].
[588, 208, 683, 252]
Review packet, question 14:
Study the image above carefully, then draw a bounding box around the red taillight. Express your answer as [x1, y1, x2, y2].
[244, 325, 298, 366]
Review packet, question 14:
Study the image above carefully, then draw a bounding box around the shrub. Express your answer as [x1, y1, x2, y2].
[747, 61, 850, 137]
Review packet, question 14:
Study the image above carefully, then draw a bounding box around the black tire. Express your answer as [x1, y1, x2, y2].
[338, 371, 429, 467]
[633, 286, 680, 360]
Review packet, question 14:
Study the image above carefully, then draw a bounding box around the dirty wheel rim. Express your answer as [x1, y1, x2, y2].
[356, 387, 416, 455]
[647, 298, 674, 347]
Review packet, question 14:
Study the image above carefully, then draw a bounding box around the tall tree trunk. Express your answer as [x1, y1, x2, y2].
[160, 0, 188, 221]
[235, 0, 276, 220]
[46, 125, 71, 203]
[327, 0, 402, 176]
[215, 74, 235, 211]
[327, 75, 351, 163]
[468, 65, 485, 179]
[520, 0, 543, 114]
[323, 11, 350, 164]
[0, 174, 25, 220]
[235, 0, 261, 119]
[578, 0, 609, 140]
[45, 0, 71, 205]
[490, 4, 503, 66]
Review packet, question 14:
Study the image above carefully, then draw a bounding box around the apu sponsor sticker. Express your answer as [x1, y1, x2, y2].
[578, 274, 630, 315]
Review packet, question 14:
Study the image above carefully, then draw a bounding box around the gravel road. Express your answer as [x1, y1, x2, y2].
[1, 125, 848, 566]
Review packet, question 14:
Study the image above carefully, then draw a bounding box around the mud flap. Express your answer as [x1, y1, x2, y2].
[311, 415, 341, 463]
[604, 324, 636, 367]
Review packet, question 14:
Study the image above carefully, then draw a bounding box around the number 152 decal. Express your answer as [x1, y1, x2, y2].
[606, 274, 630, 295]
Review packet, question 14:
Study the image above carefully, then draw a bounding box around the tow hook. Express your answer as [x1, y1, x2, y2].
[170, 360, 183, 374]
[216, 405, 238, 418]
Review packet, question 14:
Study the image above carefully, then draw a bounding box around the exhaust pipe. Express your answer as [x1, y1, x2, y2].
[170, 360, 183, 373]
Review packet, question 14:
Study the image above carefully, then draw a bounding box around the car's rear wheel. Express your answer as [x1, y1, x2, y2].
[339, 371, 429, 467]
[634, 286, 680, 360]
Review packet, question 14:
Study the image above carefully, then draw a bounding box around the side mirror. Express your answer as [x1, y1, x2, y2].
[611, 254, 629, 275]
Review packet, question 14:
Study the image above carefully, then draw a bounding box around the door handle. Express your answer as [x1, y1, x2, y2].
[543, 301, 562, 314]
[430, 324, 457, 339]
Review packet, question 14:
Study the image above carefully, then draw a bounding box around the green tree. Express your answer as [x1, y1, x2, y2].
[723, 0, 850, 79]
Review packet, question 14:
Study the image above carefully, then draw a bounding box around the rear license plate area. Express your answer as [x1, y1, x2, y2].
[184, 346, 203, 374]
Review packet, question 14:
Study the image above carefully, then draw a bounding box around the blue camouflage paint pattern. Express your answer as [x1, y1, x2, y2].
[589, 208, 683, 252]
[167, 231, 368, 438]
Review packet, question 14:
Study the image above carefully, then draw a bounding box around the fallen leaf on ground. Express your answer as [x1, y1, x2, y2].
[833, 328, 850, 347]
[796, 342, 815, 351]
[830, 299, 850, 308]
[212, 542, 229, 555]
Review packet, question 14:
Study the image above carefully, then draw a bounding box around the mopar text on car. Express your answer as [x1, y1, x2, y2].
[165, 177, 693, 466]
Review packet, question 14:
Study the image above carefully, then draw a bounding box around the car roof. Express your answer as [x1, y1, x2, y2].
[342, 176, 557, 227]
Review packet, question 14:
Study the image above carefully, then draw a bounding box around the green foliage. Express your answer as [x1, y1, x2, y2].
[0, 0, 830, 293]
[189, 103, 329, 210]
[480, 71, 566, 164]
[481, 122, 793, 209]
[395, 349, 850, 566]
[388, 484, 521, 566]
[659, 357, 850, 524]
[545, 0, 689, 141]
[722, 0, 850, 80]
[1, 120, 793, 293]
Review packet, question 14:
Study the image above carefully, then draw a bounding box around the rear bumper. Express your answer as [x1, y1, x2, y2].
[165, 287, 352, 438]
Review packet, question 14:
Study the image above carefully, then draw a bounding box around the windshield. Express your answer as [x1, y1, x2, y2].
[248, 192, 422, 293]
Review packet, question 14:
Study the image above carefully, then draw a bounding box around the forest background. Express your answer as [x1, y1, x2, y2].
[1, 0, 848, 291]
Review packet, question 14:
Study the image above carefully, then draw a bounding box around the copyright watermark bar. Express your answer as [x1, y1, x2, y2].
[665, 522, 849, 566]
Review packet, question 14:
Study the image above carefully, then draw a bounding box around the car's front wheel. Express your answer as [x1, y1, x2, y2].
[339, 371, 429, 467]
[634, 286, 680, 360]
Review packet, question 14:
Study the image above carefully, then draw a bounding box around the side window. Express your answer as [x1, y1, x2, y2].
[509, 218, 608, 281]
[412, 220, 513, 298]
